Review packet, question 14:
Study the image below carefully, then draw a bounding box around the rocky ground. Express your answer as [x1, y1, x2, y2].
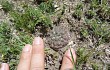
[0, 0, 110, 70]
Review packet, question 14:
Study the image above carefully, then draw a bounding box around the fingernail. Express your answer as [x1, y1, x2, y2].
[1, 63, 6, 70]
[23, 44, 32, 53]
[33, 37, 41, 45]
[66, 48, 76, 63]
[67, 48, 75, 57]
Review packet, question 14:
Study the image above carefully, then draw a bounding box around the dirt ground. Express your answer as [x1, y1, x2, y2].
[0, 0, 110, 70]
[42, 0, 110, 70]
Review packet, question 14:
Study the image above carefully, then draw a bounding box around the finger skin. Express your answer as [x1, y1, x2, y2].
[60, 48, 76, 70]
[1, 63, 9, 70]
[30, 37, 44, 70]
[17, 44, 32, 70]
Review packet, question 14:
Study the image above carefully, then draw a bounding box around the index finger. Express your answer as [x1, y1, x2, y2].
[30, 37, 45, 70]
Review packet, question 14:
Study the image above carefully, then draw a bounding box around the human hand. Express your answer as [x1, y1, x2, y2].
[0, 37, 76, 70]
